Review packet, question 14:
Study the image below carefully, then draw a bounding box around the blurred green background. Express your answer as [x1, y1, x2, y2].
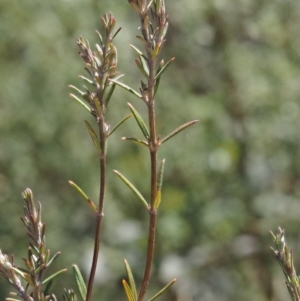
[1, 0, 300, 300]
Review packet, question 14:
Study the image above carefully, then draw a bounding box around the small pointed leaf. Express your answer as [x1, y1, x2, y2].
[139, 55, 149, 76]
[147, 279, 177, 301]
[95, 30, 103, 47]
[130, 44, 143, 55]
[108, 114, 132, 137]
[160, 120, 198, 144]
[42, 269, 67, 285]
[73, 265, 87, 301]
[153, 190, 161, 211]
[84, 120, 101, 151]
[68, 181, 97, 212]
[114, 170, 148, 209]
[155, 57, 175, 79]
[135, 59, 148, 78]
[79, 75, 95, 85]
[110, 79, 142, 99]
[69, 94, 91, 113]
[122, 137, 149, 147]
[105, 83, 116, 107]
[157, 159, 165, 191]
[124, 260, 138, 301]
[112, 26, 122, 40]
[122, 279, 135, 301]
[127, 103, 150, 140]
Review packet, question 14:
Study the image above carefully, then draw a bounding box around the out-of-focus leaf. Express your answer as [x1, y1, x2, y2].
[147, 279, 177, 301]
[72, 265, 87, 301]
[122, 279, 135, 301]
[69, 93, 91, 113]
[124, 260, 137, 301]
[42, 269, 67, 285]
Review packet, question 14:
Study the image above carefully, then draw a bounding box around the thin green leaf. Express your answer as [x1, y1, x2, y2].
[136, 35, 146, 46]
[122, 280, 135, 301]
[139, 55, 149, 76]
[69, 93, 91, 113]
[122, 137, 149, 147]
[108, 114, 132, 137]
[95, 30, 103, 47]
[147, 279, 177, 301]
[154, 72, 161, 96]
[157, 159, 165, 191]
[112, 26, 122, 40]
[79, 75, 95, 86]
[127, 103, 150, 140]
[42, 269, 67, 285]
[43, 279, 53, 296]
[114, 170, 148, 209]
[73, 265, 87, 301]
[68, 181, 97, 212]
[130, 44, 143, 55]
[153, 190, 161, 210]
[92, 96, 102, 116]
[124, 260, 138, 301]
[155, 57, 175, 79]
[105, 83, 116, 107]
[84, 120, 101, 151]
[160, 120, 199, 144]
[135, 59, 148, 79]
[46, 251, 61, 268]
[109, 79, 142, 99]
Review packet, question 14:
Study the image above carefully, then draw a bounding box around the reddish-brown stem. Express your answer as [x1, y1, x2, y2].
[85, 120, 107, 301]
[138, 35, 158, 300]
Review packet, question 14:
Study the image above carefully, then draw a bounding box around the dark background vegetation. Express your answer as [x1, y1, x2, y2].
[1, 0, 300, 300]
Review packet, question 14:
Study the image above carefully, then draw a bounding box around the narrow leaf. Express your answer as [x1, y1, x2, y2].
[73, 265, 87, 301]
[105, 83, 116, 107]
[157, 159, 165, 191]
[112, 26, 122, 40]
[135, 59, 148, 79]
[43, 279, 53, 296]
[122, 279, 135, 301]
[69, 94, 91, 113]
[155, 57, 175, 79]
[153, 190, 161, 211]
[122, 137, 149, 147]
[114, 170, 148, 209]
[139, 55, 149, 76]
[127, 103, 150, 140]
[130, 44, 143, 55]
[160, 120, 199, 144]
[68, 181, 97, 212]
[78, 75, 95, 85]
[147, 279, 177, 301]
[110, 79, 142, 99]
[108, 114, 132, 137]
[124, 260, 138, 301]
[42, 269, 67, 285]
[46, 251, 61, 268]
[95, 30, 103, 47]
[84, 120, 101, 151]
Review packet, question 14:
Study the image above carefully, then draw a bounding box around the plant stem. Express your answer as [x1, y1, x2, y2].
[138, 30, 159, 301]
[86, 118, 107, 301]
